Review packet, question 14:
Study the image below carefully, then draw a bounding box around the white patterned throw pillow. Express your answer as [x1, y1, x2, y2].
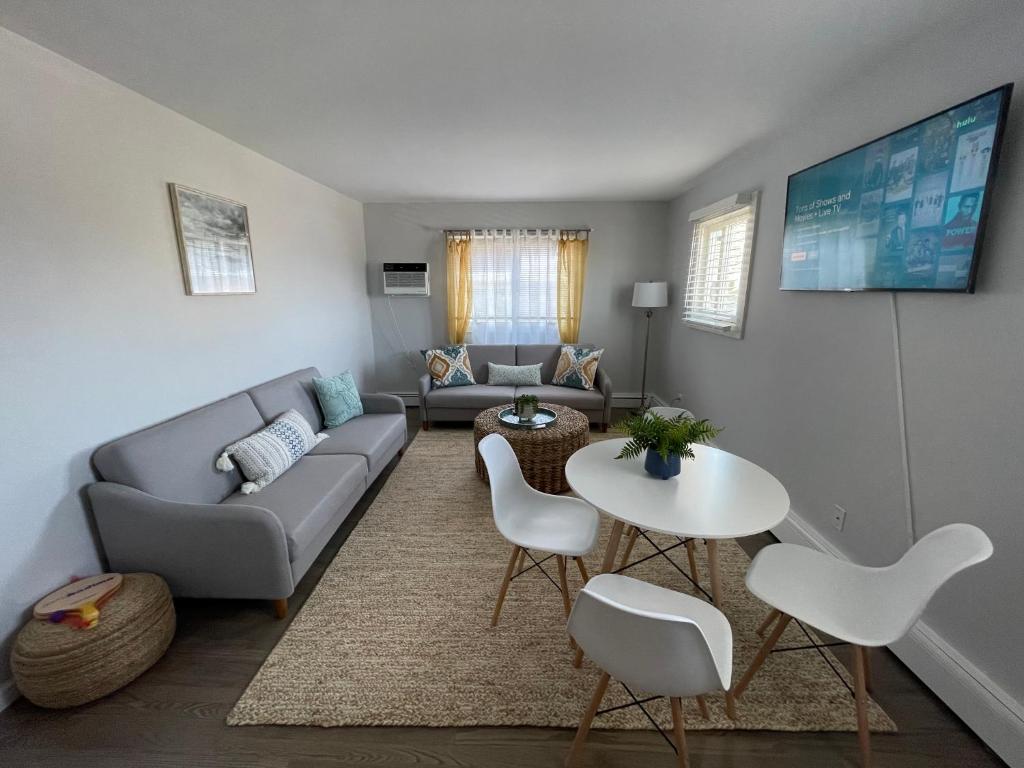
[216, 409, 328, 494]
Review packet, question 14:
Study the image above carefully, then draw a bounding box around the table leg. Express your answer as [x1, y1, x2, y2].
[706, 538, 723, 607]
[599, 519, 625, 574]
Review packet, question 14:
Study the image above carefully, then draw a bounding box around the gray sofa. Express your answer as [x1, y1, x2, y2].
[418, 344, 612, 431]
[88, 368, 406, 618]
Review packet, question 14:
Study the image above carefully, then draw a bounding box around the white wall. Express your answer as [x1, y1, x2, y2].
[656, 7, 1024, 763]
[364, 201, 669, 397]
[0, 28, 373, 697]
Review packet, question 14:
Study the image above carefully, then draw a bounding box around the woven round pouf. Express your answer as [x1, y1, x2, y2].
[474, 403, 590, 493]
[11, 573, 175, 708]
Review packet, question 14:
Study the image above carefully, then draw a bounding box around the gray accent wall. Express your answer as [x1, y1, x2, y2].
[656, 3, 1024, 741]
[364, 202, 670, 396]
[0, 29, 373, 690]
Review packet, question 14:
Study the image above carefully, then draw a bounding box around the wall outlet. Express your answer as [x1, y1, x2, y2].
[832, 504, 847, 532]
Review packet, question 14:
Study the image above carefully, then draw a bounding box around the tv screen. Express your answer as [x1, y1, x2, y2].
[781, 84, 1012, 292]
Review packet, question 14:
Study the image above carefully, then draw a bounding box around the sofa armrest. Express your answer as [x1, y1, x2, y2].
[360, 392, 406, 415]
[596, 368, 613, 427]
[418, 374, 432, 422]
[87, 482, 294, 600]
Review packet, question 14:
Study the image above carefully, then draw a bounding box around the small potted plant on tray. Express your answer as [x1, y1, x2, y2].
[513, 393, 540, 422]
[615, 413, 721, 479]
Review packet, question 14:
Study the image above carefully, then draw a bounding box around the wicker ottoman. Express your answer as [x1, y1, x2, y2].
[474, 403, 590, 493]
[11, 573, 175, 708]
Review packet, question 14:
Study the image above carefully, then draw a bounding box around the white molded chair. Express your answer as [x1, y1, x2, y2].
[733, 523, 993, 768]
[565, 574, 733, 768]
[478, 433, 600, 628]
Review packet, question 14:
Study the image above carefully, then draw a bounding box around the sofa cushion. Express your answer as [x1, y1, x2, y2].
[553, 346, 604, 390]
[218, 409, 328, 494]
[93, 393, 266, 505]
[517, 344, 596, 384]
[514, 385, 605, 412]
[425, 384, 516, 409]
[313, 371, 363, 427]
[222, 454, 367, 560]
[487, 362, 542, 386]
[465, 345, 515, 383]
[248, 368, 324, 431]
[310, 413, 407, 476]
[422, 345, 475, 388]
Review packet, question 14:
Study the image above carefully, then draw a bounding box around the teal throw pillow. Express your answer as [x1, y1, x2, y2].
[313, 371, 364, 428]
[487, 362, 542, 386]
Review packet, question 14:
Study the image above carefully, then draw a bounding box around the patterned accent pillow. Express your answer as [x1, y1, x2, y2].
[216, 409, 328, 494]
[422, 345, 476, 388]
[487, 362, 542, 386]
[553, 345, 604, 390]
[313, 371, 363, 428]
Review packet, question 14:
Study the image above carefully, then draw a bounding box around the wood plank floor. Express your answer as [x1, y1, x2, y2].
[0, 410, 1007, 767]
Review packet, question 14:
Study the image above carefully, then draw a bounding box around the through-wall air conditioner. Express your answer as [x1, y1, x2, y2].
[382, 262, 430, 296]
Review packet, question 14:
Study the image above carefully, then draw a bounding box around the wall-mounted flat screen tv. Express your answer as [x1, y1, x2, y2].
[781, 84, 1012, 292]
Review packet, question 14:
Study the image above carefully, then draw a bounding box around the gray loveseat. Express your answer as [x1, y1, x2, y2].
[418, 344, 612, 431]
[88, 368, 406, 618]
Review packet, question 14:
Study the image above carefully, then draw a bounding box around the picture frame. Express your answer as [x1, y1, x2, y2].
[168, 183, 256, 295]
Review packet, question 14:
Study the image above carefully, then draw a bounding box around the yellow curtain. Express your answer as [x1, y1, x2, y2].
[446, 233, 472, 344]
[557, 231, 589, 343]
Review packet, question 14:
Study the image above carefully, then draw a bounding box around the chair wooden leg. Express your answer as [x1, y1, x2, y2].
[557, 555, 572, 618]
[618, 526, 640, 568]
[685, 538, 700, 587]
[422, 420, 430, 431]
[601, 422, 609, 433]
[854, 645, 873, 768]
[732, 613, 792, 699]
[565, 671, 610, 768]
[695, 695, 710, 720]
[755, 608, 782, 638]
[670, 697, 690, 768]
[557, 555, 577, 650]
[272, 599, 288, 619]
[599, 519, 626, 574]
[572, 646, 585, 669]
[862, 646, 874, 694]
[491, 545, 521, 627]
[706, 538, 724, 607]
[515, 547, 527, 575]
[574, 556, 590, 584]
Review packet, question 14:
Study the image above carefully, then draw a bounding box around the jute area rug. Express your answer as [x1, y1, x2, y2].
[228, 428, 896, 733]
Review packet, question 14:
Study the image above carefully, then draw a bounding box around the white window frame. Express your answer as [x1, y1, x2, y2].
[683, 191, 759, 339]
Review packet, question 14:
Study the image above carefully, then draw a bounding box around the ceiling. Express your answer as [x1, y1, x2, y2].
[0, 0, 992, 202]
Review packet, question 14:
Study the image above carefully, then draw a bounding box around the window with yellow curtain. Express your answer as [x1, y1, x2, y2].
[447, 228, 589, 345]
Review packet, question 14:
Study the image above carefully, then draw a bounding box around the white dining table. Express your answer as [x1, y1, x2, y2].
[565, 438, 791, 607]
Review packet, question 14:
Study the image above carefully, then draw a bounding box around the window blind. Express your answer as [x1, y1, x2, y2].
[683, 193, 758, 338]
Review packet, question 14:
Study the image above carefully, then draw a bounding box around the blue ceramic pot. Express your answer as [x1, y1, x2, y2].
[644, 447, 681, 479]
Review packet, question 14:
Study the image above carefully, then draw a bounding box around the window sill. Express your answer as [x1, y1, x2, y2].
[683, 319, 743, 340]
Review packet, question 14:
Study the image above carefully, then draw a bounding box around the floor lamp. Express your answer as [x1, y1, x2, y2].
[632, 281, 668, 410]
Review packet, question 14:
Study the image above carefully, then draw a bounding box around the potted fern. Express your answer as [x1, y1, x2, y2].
[615, 413, 721, 479]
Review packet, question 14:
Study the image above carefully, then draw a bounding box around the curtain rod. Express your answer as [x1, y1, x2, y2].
[443, 227, 592, 233]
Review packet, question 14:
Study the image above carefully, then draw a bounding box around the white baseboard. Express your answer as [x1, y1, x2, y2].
[0, 678, 18, 712]
[386, 392, 666, 409]
[773, 512, 1024, 768]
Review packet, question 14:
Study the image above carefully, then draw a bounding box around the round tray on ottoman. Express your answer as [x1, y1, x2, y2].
[11, 573, 175, 709]
[474, 403, 590, 493]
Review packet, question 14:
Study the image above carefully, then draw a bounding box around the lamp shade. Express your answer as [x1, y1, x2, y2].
[632, 281, 668, 308]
